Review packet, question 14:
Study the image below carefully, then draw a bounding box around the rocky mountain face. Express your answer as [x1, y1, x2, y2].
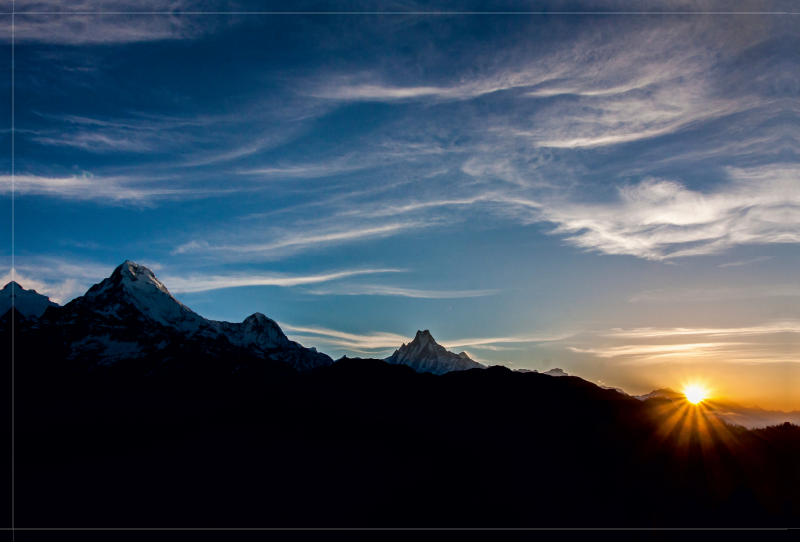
[5, 261, 332, 377]
[0, 281, 59, 319]
[384, 329, 485, 375]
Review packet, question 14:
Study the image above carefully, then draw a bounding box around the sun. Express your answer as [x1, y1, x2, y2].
[684, 385, 707, 404]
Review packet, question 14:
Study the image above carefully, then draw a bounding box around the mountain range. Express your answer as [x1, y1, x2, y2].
[6, 261, 332, 376]
[5, 261, 800, 527]
[3, 260, 799, 428]
[1, 261, 571, 381]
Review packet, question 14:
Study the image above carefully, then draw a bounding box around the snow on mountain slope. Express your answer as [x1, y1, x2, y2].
[384, 330, 485, 375]
[76, 261, 215, 337]
[0, 281, 59, 319]
[208, 313, 294, 351]
[208, 312, 332, 371]
[32, 260, 332, 372]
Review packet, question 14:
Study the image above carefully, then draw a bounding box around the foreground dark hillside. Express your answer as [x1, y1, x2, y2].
[12, 353, 800, 527]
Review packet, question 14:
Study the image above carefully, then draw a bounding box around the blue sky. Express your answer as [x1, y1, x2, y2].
[2, 1, 799, 408]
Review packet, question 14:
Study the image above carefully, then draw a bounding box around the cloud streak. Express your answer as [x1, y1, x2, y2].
[1, 173, 202, 203]
[172, 219, 438, 258]
[568, 321, 800, 365]
[441, 333, 573, 349]
[629, 284, 800, 303]
[280, 324, 411, 354]
[162, 268, 404, 294]
[718, 256, 774, 268]
[304, 284, 498, 299]
[10, 1, 223, 44]
[604, 321, 800, 340]
[568, 342, 749, 360]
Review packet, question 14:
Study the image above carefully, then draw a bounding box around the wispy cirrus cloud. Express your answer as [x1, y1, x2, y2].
[629, 284, 800, 303]
[15, 13, 796, 266]
[172, 219, 438, 258]
[304, 284, 498, 299]
[168, 159, 799, 262]
[568, 320, 800, 365]
[517, 86, 742, 149]
[162, 268, 403, 294]
[280, 324, 411, 354]
[26, 97, 329, 165]
[568, 342, 749, 360]
[1, 173, 181, 202]
[25, 112, 212, 154]
[284, 21, 799, 263]
[10, 1, 225, 44]
[570, 342, 799, 365]
[718, 256, 774, 268]
[441, 332, 573, 349]
[534, 166, 800, 261]
[312, 18, 758, 151]
[30, 132, 159, 153]
[0, 173, 232, 203]
[235, 159, 375, 179]
[604, 321, 800, 340]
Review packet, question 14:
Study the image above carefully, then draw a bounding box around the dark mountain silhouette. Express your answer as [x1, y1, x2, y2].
[384, 329, 484, 375]
[635, 387, 684, 401]
[10, 349, 800, 527]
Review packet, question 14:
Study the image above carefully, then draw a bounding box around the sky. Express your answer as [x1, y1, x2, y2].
[2, 1, 799, 409]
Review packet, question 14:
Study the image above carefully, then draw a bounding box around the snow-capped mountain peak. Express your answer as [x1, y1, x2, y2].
[0, 281, 60, 319]
[243, 312, 274, 327]
[94, 260, 184, 308]
[415, 329, 434, 346]
[79, 260, 209, 335]
[208, 312, 294, 351]
[385, 329, 484, 375]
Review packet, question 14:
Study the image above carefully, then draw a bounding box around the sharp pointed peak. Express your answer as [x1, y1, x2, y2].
[243, 312, 276, 324]
[2, 281, 24, 290]
[83, 259, 187, 312]
[1, 281, 59, 318]
[2, 280, 54, 300]
[113, 260, 157, 279]
[414, 329, 435, 341]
